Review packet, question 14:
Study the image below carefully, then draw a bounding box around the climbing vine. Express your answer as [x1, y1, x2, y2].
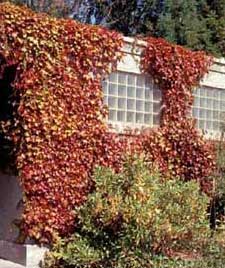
[0, 2, 124, 243]
[0, 3, 216, 244]
[140, 37, 215, 191]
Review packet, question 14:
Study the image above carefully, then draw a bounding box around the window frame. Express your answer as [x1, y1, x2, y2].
[102, 70, 162, 131]
[101, 37, 225, 139]
[192, 85, 225, 139]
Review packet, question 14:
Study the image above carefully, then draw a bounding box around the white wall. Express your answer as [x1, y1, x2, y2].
[0, 37, 224, 245]
[118, 37, 225, 85]
[202, 58, 225, 90]
[112, 37, 225, 139]
[0, 172, 22, 242]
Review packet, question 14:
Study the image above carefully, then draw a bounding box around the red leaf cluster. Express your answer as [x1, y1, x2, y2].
[140, 37, 215, 191]
[0, 3, 125, 242]
[0, 3, 216, 243]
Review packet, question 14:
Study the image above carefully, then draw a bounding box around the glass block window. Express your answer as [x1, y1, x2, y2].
[192, 86, 225, 132]
[102, 71, 162, 126]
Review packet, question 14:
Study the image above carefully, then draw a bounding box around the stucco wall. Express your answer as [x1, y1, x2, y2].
[0, 173, 22, 242]
[119, 37, 225, 87]
[111, 37, 225, 138]
[0, 38, 224, 245]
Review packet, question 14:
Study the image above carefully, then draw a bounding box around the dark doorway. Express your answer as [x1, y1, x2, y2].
[0, 59, 23, 244]
[0, 61, 17, 173]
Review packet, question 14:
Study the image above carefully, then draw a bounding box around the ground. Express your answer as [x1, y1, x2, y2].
[0, 259, 25, 268]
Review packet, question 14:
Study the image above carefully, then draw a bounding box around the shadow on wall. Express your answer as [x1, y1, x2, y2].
[0, 61, 22, 242]
[0, 62, 17, 173]
[0, 172, 22, 242]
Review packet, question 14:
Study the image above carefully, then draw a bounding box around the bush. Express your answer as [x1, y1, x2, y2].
[151, 241, 225, 268]
[212, 142, 225, 226]
[210, 119, 225, 229]
[43, 157, 210, 268]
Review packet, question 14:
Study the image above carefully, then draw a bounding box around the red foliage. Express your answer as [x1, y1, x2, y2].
[0, 3, 124, 242]
[0, 3, 216, 243]
[140, 38, 215, 191]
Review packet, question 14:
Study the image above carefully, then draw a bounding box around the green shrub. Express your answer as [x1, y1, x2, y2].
[213, 148, 225, 227]
[43, 157, 210, 268]
[151, 242, 225, 268]
[210, 119, 225, 228]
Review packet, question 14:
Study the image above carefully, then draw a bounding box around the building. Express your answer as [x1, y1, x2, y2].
[103, 37, 225, 139]
[0, 36, 225, 267]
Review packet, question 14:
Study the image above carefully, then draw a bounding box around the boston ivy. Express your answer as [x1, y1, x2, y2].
[140, 37, 215, 192]
[0, 3, 124, 243]
[0, 3, 215, 243]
